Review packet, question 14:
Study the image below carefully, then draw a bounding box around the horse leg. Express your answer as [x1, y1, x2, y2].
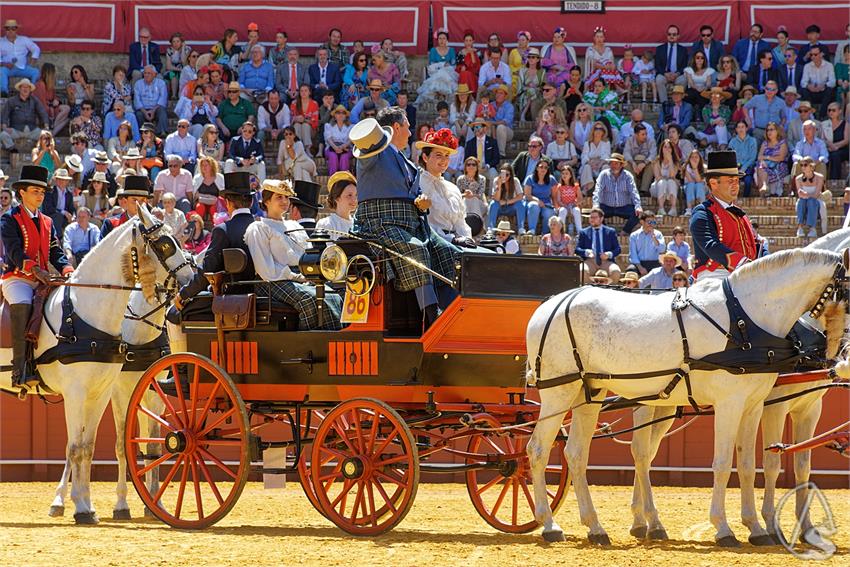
[629, 405, 654, 539]
[710, 399, 746, 547]
[568, 399, 610, 545]
[736, 401, 773, 545]
[641, 406, 676, 540]
[790, 397, 823, 545]
[48, 460, 71, 517]
[528, 383, 579, 542]
[760, 400, 788, 541]
[110, 376, 132, 520]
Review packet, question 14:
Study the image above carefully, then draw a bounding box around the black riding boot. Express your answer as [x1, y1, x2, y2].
[10, 304, 38, 389]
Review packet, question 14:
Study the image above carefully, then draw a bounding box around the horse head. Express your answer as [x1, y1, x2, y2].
[130, 204, 196, 301]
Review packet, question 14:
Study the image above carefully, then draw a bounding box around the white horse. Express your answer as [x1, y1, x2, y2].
[0, 205, 193, 523]
[525, 248, 845, 546]
[49, 288, 170, 520]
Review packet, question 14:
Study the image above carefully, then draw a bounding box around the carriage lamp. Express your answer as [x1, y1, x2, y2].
[299, 230, 348, 327]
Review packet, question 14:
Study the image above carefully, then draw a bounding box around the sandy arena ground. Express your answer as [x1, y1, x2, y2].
[0, 482, 847, 566]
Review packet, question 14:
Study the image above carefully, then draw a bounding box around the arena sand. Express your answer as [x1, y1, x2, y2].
[0, 483, 847, 566]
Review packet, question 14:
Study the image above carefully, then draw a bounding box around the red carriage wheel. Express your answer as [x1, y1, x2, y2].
[310, 398, 419, 536]
[465, 415, 568, 533]
[125, 353, 250, 529]
[297, 408, 328, 518]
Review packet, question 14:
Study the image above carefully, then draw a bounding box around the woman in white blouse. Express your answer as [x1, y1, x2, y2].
[323, 105, 353, 176]
[244, 179, 343, 330]
[579, 121, 612, 193]
[277, 126, 318, 182]
[315, 171, 357, 239]
[570, 103, 594, 154]
[415, 129, 475, 248]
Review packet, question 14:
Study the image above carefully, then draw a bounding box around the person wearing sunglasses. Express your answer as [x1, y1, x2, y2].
[0, 19, 40, 97]
[654, 24, 688, 104]
[745, 50, 779, 94]
[216, 81, 256, 142]
[801, 46, 836, 119]
[689, 24, 723, 69]
[628, 210, 666, 276]
[743, 80, 783, 143]
[779, 47, 804, 92]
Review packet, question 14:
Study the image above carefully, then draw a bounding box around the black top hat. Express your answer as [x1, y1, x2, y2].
[13, 165, 51, 191]
[465, 213, 484, 237]
[222, 172, 255, 196]
[291, 180, 323, 212]
[116, 175, 152, 198]
[704, 150, 745, 178]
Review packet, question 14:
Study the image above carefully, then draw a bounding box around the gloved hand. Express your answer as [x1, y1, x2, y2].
[584, 250, 594, 259]
[451, 236, 477, 249]
[31, 266, 52, 286]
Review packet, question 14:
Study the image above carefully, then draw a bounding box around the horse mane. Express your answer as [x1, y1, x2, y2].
[121, 249, 157, 302]
[806, 228, 850, 251]
[820, 300, 847, 360]
[729, 248, 842, 283]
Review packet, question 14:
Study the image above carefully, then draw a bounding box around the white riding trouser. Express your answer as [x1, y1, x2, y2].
[0, 277, 38, 304]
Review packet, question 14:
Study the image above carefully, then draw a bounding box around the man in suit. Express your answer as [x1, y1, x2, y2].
[224, 121, 266, 182]
[42, 168, 75, 235]
[657, 85, 693, 133]
[654, 24, 689, 103]
[308, 47, 341, 102]
[350, 108, 460, 329]
[746, 50, 780, 93]
[128, 27, 162, 82]
[171, 172, 256, 315]
[464, 118, 500, 180]
[690, 24, 725, 68]
[274, 47, 307, 104]
[778, 47, 804, 91]
[575, 207, 622, 283]
[732, 24, 771, 74]
[511, 136, 552, 185]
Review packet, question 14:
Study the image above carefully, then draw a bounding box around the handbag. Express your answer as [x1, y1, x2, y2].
[212, 294, 256, 330]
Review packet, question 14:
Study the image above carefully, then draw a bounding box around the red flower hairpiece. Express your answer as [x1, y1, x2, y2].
[433, 27, 449, 40]
[594, 26, 606, 34]
[424, 128, 458, 150]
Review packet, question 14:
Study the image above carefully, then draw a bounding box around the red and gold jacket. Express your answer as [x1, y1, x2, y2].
[0, 205, 71, 281]
[689, 196, 757, 279]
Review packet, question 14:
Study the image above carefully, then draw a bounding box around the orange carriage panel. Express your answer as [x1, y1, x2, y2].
[211, 341, 259, 375]
[421, 298, 540, 355]
[328, 341, 379, 377]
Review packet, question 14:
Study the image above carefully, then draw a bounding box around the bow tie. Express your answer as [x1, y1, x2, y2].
[726, 205, 746, 217]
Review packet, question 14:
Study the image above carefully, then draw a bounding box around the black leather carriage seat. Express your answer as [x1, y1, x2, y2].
[181, 289, 300, 331]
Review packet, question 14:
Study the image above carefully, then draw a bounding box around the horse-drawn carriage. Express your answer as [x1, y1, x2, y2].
[124, 241, 585, 533]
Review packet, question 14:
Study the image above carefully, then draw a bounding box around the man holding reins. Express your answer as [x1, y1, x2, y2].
[1, 165, 73, 389]
[689, 150, 758, 281]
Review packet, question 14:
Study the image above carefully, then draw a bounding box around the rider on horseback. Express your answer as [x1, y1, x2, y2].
[0, 165, 73, 388]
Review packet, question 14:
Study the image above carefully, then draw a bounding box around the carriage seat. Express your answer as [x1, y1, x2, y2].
[181, 290, 300, 331]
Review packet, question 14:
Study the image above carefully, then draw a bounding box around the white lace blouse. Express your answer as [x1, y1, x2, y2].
[418, 169, 471, 239]
[243, 217, 308, 282]
[315, 213, 353, 240]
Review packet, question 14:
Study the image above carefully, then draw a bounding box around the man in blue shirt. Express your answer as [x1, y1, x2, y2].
[743, 80, 784, 142]
[639, 250, 681, 289]
[492, 84, 514, 158]
[133, 65, 168, 136]
[791, 120, 829, 182]
[628, 211, 666, 275]
[728, 120, 758, 196]
[62, 206, 100, 266]
[575, 207, 622, 283]
[592, 153, 643, 235]
[239, 45, 275, 104]
[732, 24, 772, 73]
[102, 100, 140, 142]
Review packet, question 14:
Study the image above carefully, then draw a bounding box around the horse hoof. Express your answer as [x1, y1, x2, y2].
[588, 532, 611, 546]
[748, 533, 775, 546]
[542, 529, 566, 543]
[767, 532, 782, 545]
[648, 528, 669, 541]
[144, 506, 159, 519]
[716, 535, 740, 548]
[74, 511, 99, 525]
[112, 509, 132, 521]
[48, 505, 65, 517]
[630, 526, 647, 539]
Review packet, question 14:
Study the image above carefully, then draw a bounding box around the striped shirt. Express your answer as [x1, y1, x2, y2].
[592, 168, 641, 209]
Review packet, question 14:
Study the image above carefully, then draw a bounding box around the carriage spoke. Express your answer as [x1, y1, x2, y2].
[365, 480, 378, 526]
[351, 409, 365, 453]
[372, 427, 399, 457]
[511, 479, 519, 526]
[189, 363, 201, 429]
[174, 454, 190, 519]
[197, 407, 237, 438]
[330, 478, 354, 510]
[153, 454, 184, 504]
[373, 453, 410, 468]
[331, 420, 357, 454]
[195, 380, 223, 431]
[349, 481, 365, 524]
[128, 437, 166, 445]
[546, 488, 557, 501]
[373, 468, 406, 487]
[136, 406, 177, 433]
[190, 455, 204, 520]
[323, 464, 343, 492]
[372, 479, 397, 514]
[366, 413, 379, 453]
[150, 378, 186, 430]
[318, 445, 349, 463]
[318, 468, 346, 483]
[197, 447, 238, 480]
[171, 363, 191, 425]
[490, 479, 512, 517]
[197, 454, 225, 506]
[134, 451, 173, 478]
[483, 435, 506, 455]
[520, 479, 536, 512]
[475, 472, 505, 496]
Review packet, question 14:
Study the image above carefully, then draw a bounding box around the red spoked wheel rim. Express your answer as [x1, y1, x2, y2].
[125, 353, 250, 529]
[465, 415, 568, 533]
[310, 398, 419, 536]
[297, 408, 328, 518]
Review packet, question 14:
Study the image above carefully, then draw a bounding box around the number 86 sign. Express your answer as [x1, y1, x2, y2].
[341, 290, 369, 323]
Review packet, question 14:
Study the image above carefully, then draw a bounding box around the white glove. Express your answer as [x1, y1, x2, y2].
[585, 250, 594, 259]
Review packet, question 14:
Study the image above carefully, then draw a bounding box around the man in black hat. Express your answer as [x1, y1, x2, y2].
[289, 180, 321, 234]
[689, 150, 758, 281]
[0, 165, 73, 388]
[171, 172, 256, 315]
[101, 175, 151, 238]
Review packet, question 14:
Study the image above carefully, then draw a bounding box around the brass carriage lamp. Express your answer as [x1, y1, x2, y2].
[299, 230, 348, 325]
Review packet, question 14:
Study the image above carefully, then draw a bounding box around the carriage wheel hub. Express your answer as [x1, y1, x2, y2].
[342, 457, 365, 479]
[498, 460, 518, 477]
[165, 431, 188, 454]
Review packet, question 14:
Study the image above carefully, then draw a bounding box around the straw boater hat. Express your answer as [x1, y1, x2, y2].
[670, 85, 686, 95]
[89, 171, 109, 185]
[658, 250, 683, 268]
[493, 83, 510, 96]
[591, 269, 610, 284]
[739, 84, 757, 97]
[65, 154, 83, 173]
[0, 168, 8, 181]
[456, 84, 473, 96]
[470, 116, 489, 127]
[527, 47, 541, 57]
[495, 220, 515, 234]
[227, 81, 241, 91]
[13, 165, 50, 191]
[14, 78, 34, 91]
[704, 150, 744, 178]
[605, 153, 627, 165]
[52, 168, 73, 181]
[367, 78, 386, 91]
[332, 104, 350, 117]
[797, 100, 813, 111]
[702, 86, 732, 101]
[621, 271, 639, 283]
[414, 128, 459, 155]
[327, 170, 356, 191]
[782, 86, 801, 99]
[123, 147, 142, 160]
[261, 178, 296, 197]
[92, 151, 110, 165]
[350, 118, 393, 159]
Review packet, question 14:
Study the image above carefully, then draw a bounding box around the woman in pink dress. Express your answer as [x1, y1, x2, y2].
[542, 27, 578, 91]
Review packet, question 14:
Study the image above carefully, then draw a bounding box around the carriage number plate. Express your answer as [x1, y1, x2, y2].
[341, 290, 369, 323]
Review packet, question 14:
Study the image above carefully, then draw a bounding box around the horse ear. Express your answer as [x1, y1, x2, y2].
[138, 202, 153, 227]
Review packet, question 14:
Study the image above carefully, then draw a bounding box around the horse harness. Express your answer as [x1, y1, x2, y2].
[533, 263, 847, 411]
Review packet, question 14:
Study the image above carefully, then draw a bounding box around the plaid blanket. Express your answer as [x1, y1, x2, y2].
[269, 281, 344, 330]
[352, 199, 459, 292]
